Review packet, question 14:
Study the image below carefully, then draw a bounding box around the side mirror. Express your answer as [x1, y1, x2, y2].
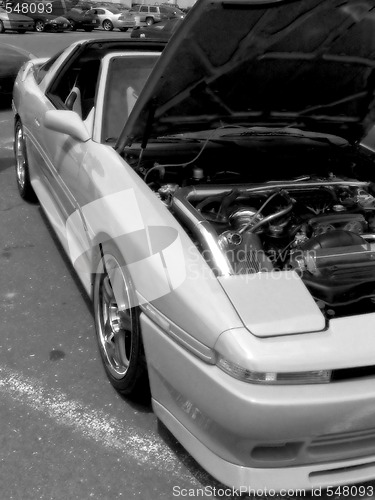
[44, 110, 90, 142]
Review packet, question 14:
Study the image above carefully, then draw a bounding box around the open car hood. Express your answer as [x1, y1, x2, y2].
[117, 0, 375, 150]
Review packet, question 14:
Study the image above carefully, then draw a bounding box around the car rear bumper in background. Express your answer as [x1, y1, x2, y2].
[114, 19, 136, 29]
[7, 20, 34, 30]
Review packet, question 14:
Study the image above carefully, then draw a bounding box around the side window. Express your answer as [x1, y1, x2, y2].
[35, 51, 63, 85]
[97, 9, 105, 14]
[149, 7, 157, 13]
[140, 6, 148, 12]
[47, 57, 101, 120]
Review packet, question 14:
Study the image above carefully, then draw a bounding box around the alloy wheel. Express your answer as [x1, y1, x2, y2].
[15, 126, 26, 190]
[96, 255, 133, 379]
[102, 19, 113, 31]
[35, 20, 45, 32]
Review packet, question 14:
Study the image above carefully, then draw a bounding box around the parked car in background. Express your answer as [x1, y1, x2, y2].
[65, 6, 99, 31]
[26, 10, 71, 31]
[0, 7, 34, 33]
[131, 17, 182, 40]
[129, 4, 184, 25]
[0, 44, 33, 96]
[89, 6, 132, 31]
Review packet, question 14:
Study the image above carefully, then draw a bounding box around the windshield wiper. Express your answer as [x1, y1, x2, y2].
[155, 135, 203, 143]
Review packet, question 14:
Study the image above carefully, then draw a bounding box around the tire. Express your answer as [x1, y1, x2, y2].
[70, 21, 77, 31]
[14, 121, 36, 201]
[34, 19, 45, 32]
[102, 19, 113, 31]
[145, 17, 154, 26]
[17, 30, 26, 34]
[83, 27, 94, 32]
[119, 27, 128, 32]
[93, 245, 150, 399]
[0, 20, 5, 33]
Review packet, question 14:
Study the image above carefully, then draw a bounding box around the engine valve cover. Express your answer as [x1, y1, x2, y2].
[309, 213, 367, 237]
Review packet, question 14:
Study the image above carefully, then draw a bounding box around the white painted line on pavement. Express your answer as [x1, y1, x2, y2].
[0, 364, 202, 484]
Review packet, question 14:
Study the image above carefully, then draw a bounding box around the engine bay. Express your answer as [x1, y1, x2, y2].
[127, 131, 375, 318]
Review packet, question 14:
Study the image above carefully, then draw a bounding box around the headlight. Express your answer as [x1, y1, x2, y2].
[217, 355, 332, 385]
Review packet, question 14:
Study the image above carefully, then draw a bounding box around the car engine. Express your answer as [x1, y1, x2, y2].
[154, 173, 375, 316]
[131, 131, 375, 318]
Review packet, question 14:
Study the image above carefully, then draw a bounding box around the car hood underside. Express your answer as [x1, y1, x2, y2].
[118, 0, 375, 149]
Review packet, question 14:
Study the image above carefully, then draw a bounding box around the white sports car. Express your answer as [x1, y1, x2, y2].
[12, 0, 375, 492]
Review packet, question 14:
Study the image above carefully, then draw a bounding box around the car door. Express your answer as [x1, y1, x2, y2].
[41, 52, 159, 287]
[16, 51, 96, 267]
[95, 8, 105, 22]
[149, 6, 159, 21]
[31, 58, 100, 269]
[139, 5, 148, 22]
[66, 51, 159, 211]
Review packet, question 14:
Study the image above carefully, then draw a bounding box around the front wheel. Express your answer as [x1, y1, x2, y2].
[145, 17, 154, 26]
[0, 20, 5, 33]
[93, 246, 150, 399]
[34, 19, 45, 32]
[102, 19, 113, 31]
[70, 21, 77, 30]
[14, 121, 36, 201]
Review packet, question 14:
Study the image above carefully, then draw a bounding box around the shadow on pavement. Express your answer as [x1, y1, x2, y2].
[0, 94, 12, 111]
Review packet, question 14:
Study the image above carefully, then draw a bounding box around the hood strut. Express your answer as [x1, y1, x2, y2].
[141, 100, 157, 150]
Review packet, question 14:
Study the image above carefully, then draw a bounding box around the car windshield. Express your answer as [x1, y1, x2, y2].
[102, 55, 159, 143]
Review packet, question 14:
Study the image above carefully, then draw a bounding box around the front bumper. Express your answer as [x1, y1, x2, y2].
[155, 400, 375, 492]
[141, 313, 375, 491]
[45, 22, 69, 31]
